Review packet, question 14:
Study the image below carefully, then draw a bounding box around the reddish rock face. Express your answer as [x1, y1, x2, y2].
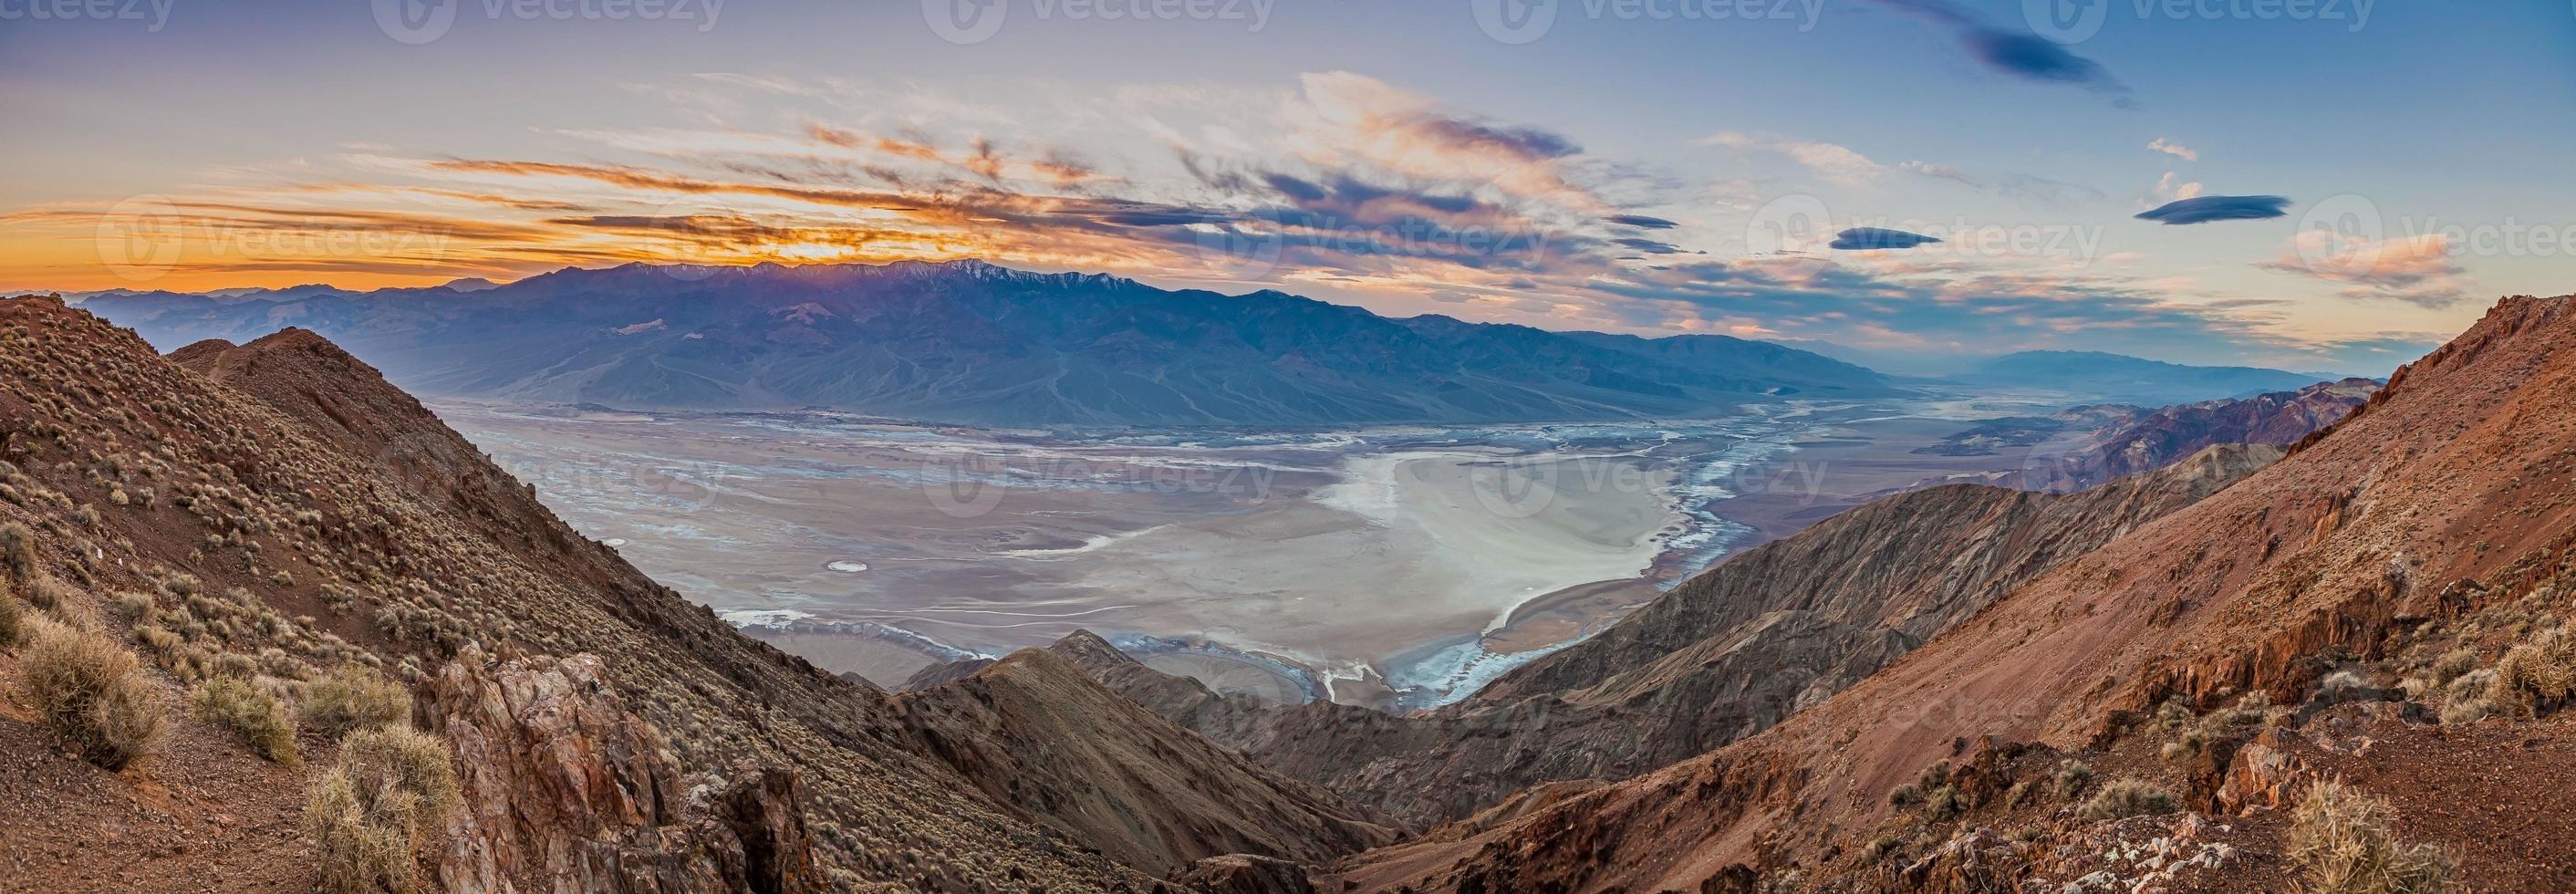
[2212, 728, 2314, 817]
[428, 649, 821, 894]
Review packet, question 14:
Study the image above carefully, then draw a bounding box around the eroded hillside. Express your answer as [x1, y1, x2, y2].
[1336, 294, 2576, 892]
[0, 296, 1397, 892]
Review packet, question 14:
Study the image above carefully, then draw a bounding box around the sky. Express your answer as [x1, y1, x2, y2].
[2, 0, 2571, 374]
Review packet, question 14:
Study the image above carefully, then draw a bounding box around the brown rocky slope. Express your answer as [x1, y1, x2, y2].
[1336, 293, 2576, 891]
[898, 638, 1402, 872]
[1051, 443, 2280, 827]
[0, 297, 1394, 891]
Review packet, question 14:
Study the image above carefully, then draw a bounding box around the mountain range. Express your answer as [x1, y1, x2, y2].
[75, 259, 2339, 426]
[75, 260, 1897, 427]
[1960, 349, 2323, 407]
[1919, 377, 2381, 491]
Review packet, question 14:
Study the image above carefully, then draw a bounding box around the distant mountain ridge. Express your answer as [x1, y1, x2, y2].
[1920, 377, 2378, 491]
[1964, 348, 2321, 406]
[76, 259, 1895, 426]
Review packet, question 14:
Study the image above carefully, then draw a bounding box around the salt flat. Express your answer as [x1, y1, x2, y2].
[435, 400, 2027, 707]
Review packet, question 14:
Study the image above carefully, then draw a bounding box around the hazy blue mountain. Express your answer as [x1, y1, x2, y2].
[78, 259, 1894, 426]
[1962, 349, 2322, 406]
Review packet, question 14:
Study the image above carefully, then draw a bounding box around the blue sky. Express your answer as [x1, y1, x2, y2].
[3, 0, 2571, 373]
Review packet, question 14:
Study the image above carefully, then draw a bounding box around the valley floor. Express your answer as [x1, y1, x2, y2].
[440, 397, 2051, 708]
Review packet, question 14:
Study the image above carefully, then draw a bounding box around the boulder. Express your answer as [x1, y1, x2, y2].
[429, 649, 820, 894]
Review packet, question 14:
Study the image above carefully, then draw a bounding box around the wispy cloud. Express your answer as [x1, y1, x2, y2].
[2255, 232, 2473, 308]
[1697, 131, 1885, 187]
[2146, 137, 2199, 161]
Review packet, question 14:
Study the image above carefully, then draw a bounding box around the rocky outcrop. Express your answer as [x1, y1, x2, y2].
[427, 649, 821, 894]
[2212, 728, 2316, 816]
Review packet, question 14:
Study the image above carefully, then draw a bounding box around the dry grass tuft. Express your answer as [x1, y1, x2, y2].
[0, 522, 34, 580]
[0, 581, 22, 650]
[2290, 778, 2453, 893]
[301, 664, 410, 738]
[190, 675, 297, 764]
[2051, 759, 2093, 800]
[2075, 778, 2177, 821]
[2487, 624, 2576, 716]
[20, 618, 167, 770]
[302, 727, 458, 894]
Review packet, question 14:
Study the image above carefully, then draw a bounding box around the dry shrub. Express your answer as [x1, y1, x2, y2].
[2051, 760, 2093, 800]
[2487, 625, 2576, 716]
[302, 664, 410, 738]
[2290, 778, 2453, 893]
[190, 676, 297, 764]
[2076, 778, 2177, 821]
[302, 728, 458, 894]
[0, 583, 22, 650]
[0, 522, 34, 580]
[19, 619, 167, 770]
